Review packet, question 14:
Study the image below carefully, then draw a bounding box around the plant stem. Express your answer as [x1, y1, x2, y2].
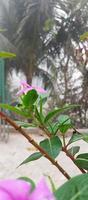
[39, 122, 86, 174]
[39, 126, 51, 138]
[62, 147, 86, 174]
[72, 127, 82, 135]
[62, 135, 66, 147]
[0, 111, 71, 180]
[39, 125, 51, 138]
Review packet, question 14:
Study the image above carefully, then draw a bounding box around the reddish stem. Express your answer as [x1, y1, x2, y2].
[0, 111, 71, 180]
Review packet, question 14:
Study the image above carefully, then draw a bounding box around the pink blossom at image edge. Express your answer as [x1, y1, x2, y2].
[0, 178, 55, 200]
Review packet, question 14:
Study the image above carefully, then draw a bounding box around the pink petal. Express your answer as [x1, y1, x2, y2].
[17, 80, 47, 96]
[32, 86, 47, 94]
[20, 81, 30, 88]
[29, 179, 55, 200]
[17, 87, 32, 96]
[0, 180, 31, 200]
[0, 190, 11, 200]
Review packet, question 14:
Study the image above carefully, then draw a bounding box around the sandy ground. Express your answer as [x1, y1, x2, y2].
[0, 129, 88, 187]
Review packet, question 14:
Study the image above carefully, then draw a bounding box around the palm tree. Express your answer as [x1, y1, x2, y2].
[0, 0, 72, 84]
[1, 0, 88, 91]
[14, 0, 56, 84]
[1, 0, 88, 126]
[0, 0, 55, 83]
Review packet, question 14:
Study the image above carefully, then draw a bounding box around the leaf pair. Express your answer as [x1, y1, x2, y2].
[47, 115, 72, 135]
[19, 136, 62, 166]
[0, 90, 38, 118]
[44, 105, 79, 124]
[0, 104, 29, 117]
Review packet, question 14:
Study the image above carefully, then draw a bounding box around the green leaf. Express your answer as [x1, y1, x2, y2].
[22, 90, 38, 107]
[80, 32, 88, 41]
[77, 153, 88, 159]
[47, 123, 55, 135]
[18, 177, 35, 190]
[51, 123, 59, 135]
[39, 97, 43, 115]
[38, 97, 45, 121]
[68, 146, 80, 156]
[44, 105, 79, 124]
[69, 133, 88, 144]
[0, 51, 16, 58]
[74, 153, 88, 170]
[38, 96, 47, 106]
[0, 28, 7, 32]
[36, 96, 47, 122]
[35, 106, 44, 124]
[40, 136, 62, 159]
[0, 104, 29, 117]
[83, 134, 88, 143]
[15, 121, 36, 128]
[44, 18, 53, 32]
[58, 115, 71, 124]
[52, 123, 71, 135]
[48, 115, 71, 135]
[57, 115, 71, 133]
[69, 133, 83, 144]
[59, 124, 71, 134]
[19, 152, 42, 166]
[55, 174, 88, 200]
[44, 174, 56, 192]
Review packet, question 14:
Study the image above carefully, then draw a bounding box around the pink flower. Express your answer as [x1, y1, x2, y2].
[29, 179, 55, 200]
[0, 179, 55, 200]
[0, 179, 30, 200]
[17, 81, 46, 95]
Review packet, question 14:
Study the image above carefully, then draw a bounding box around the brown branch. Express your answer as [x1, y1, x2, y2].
[0, 111, 71, 180]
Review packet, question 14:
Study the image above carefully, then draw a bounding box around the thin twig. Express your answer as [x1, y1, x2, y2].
[62, 135, 66, 147]
[0, 111, 71, 180]
[38, 121, 86, 174]
[39, 125, 51, 138]
[62, 147, 86, 174]
[72, 127, 82, 135]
